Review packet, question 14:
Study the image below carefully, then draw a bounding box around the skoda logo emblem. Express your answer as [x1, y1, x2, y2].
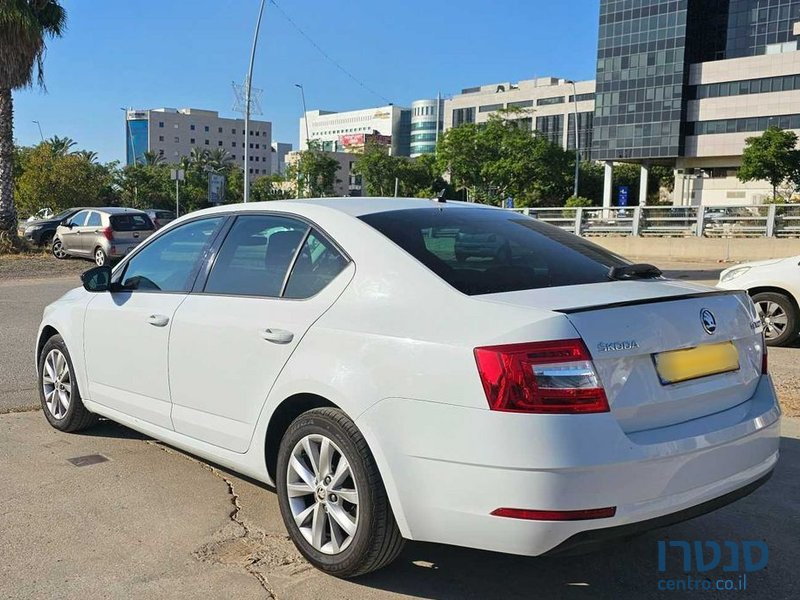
[700, 309, 717, 335]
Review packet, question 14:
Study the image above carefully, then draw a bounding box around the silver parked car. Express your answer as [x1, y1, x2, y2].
[52, 207, 155, 266]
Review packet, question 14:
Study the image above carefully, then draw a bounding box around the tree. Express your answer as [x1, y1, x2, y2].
[352, 142, 403, 196]
[251, 174, 293, 201]
[207, 148, 233, 171]
[142, 150, 165, 166]
[46, 135, 76, 156]
[0, 0, 67, 241]
[738, 126, 800, 201]
[287, 142, 340, 197]
[76, 150, 98, 164]
[14, 143, 118, 215]
[437, 110, 573, 206]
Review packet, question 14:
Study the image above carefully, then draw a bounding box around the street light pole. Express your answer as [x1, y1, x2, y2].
[243, 0, 267, 203]
[32, 120, 44, 142]
[566, 80, 580, 198]
[295, 84, 310, 148]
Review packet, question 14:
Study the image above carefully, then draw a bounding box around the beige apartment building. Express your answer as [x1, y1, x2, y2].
[443, 77, 597, 157]
[125, 108, 272, 179]
[679, 51, 800, 205]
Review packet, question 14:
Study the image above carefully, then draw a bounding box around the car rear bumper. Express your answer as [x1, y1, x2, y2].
[356, 376, 780, 556]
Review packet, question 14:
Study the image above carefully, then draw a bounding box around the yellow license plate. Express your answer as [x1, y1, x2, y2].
[654, 342, 740, 385]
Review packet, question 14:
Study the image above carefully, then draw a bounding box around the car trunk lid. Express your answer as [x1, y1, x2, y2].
[479, 282, 764, 432]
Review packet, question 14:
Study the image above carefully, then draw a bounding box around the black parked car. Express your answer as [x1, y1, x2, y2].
[21, 207, 88, 246]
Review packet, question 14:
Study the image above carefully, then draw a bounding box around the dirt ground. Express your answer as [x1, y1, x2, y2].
[0, 252, 89, 281]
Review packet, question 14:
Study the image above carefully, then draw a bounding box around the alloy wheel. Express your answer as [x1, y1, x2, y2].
[52, 239, 67, 259]
[42, 349, 72, 419]
[756, 300, 788, 340]
[95, 249, 105, 266]
[286, 434, 359, 555]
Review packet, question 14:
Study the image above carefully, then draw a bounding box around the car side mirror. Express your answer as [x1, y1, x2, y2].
[81, 266, 113, 292]
[64, 222, 74, 229]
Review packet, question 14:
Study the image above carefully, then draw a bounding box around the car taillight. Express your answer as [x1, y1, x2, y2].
[473, 339, 609, 414]
[101, 226, 113, 241]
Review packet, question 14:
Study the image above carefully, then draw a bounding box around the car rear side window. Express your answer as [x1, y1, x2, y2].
[204, 215, 309, 297]
[111, 214, 155, 231]
[86, 212, 102, 227]
[359, 207, 628, 295]
[119, 217, 224, 293]
[283, 230, 348, 299]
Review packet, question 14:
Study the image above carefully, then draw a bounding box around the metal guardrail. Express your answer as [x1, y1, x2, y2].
[508, 204, 800, 238]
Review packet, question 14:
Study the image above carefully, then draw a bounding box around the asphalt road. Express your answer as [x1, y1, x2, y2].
[0, 275, 81, 413]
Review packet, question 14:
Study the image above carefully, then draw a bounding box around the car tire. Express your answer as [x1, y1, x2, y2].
[276, 407, 404, 578]
[752, 292, 798, 347]
[38, 334, 98, 432]
[94, 247, 108, 267]
[52, 238, 67, 259]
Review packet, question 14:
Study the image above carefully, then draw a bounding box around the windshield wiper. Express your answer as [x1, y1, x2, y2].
[608, 263, 663, 280]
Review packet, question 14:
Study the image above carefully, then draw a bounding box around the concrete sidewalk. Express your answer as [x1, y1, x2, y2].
[2, 411, 799, 600]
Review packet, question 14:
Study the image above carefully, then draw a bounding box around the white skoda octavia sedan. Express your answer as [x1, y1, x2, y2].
[37, 198, 780, 577]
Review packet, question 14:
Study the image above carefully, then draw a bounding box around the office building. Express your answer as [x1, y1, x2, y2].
[299, 105, 412, 157]
[271, 142, 292, 176]
[125, 108, 272, 178]
[443, 77, 597, 159]
[595, 0, 800, 206]
[410, 98, 445, 157]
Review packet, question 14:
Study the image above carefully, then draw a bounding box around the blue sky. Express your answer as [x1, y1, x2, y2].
[14, 0, 600, 163]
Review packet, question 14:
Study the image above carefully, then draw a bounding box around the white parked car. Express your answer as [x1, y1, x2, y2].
[37, 199, 779, 577]
[718, 256, 800, 347]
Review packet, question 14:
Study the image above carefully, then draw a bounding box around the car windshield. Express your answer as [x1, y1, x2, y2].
[110, 214, 155, 231]
[53, 209, 76, 221]
[360, 207, 629, 296]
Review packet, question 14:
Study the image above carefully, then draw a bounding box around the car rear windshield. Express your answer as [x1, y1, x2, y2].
[359, 207, 629, 295]
[110, 214, 155, 231]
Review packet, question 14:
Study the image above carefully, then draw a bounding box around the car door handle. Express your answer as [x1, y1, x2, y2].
[259, 328, 294, 344]
[147, 314, 170, 327]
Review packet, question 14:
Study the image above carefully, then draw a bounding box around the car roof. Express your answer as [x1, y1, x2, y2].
[86, 207, 149, 216]
[203, 197, 497, 218]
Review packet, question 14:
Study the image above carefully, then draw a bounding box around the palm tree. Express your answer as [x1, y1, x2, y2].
[207, 148, 233, 170]
[76, 150, 98, 164]
[142, 150, 165, 166]
[189, 146, 209, 167]
[46, 135, 76, 156]
[0, 1, 66, 240]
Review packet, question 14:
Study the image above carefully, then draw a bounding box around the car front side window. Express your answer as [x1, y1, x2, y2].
[118, 217, 224, 293]
[67, 211, 89, 228]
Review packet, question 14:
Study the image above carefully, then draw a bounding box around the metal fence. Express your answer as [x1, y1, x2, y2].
[507, 204, 800, 238]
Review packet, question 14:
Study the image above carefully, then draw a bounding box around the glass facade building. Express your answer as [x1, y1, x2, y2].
[125, 119, 149, 165]
[594, 0, 800, 162]
[593, 0, 690, 160]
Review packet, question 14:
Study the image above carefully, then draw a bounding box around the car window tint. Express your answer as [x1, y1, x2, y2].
[111, 214, 155, 231]
[360, 208, 628, 296]
[120, 217, 224, 292]
[67, 211, 88, 227]
[284, 229, 348, 299]
[205, 215, 309, 297]
[85, 212, 102, 227]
